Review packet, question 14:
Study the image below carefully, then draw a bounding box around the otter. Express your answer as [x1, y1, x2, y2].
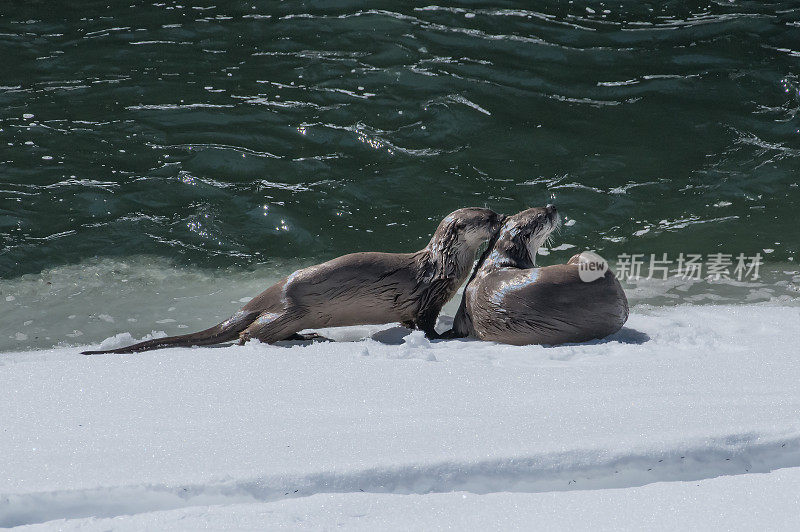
[82, 207, 505, 354]
[446, 205, 628, 345]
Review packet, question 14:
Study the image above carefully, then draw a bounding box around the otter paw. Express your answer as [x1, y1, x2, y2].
[238, 332, 251, 346]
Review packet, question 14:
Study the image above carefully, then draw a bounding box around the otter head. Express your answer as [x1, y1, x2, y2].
[427, 207, 506, 279]
[487, 204, 560, 269]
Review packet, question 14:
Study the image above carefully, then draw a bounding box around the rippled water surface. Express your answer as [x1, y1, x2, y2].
[1, 1, 799, 349]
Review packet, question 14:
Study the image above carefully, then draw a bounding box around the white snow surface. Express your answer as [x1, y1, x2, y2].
[2, 304, 800, 530]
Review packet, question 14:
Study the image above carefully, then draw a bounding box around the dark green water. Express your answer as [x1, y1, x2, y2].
[1, 1, 799, 350]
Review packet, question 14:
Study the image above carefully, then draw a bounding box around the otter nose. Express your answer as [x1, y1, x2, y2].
[546, 204, 557, 214]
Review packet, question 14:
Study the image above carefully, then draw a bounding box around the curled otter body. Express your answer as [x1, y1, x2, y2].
[82, 207, 504, 354]
[450, 206, 628, 346]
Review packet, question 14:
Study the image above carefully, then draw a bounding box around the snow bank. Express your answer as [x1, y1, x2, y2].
[2, 304, 800, 529]
[18, 469, 800, 531]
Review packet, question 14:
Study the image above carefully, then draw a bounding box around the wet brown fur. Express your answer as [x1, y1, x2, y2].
[448, 206, 628, 346]
[82, 208, 504, 354]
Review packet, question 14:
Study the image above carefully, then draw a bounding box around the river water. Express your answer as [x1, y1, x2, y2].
[1, 1, 799, 351]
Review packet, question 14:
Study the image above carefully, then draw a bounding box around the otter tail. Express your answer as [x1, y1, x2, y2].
[81, 310, 261, 355]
